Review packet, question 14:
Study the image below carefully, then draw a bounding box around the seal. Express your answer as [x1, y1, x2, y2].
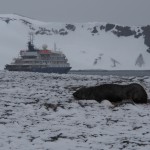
[73, 83, 148, 103]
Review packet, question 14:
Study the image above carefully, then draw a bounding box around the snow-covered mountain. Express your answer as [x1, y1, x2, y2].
[0, 14, 150, 70]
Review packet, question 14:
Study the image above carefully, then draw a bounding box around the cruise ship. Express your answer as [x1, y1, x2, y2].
[5, 36, 71, 74]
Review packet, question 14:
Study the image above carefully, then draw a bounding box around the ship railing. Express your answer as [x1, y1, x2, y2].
[9, 63, 70, 67]
[39, 56, 67, 61]
[12, 61, 70, 65]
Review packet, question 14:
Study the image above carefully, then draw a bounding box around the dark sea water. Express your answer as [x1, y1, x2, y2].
[69, 70, 150, 77]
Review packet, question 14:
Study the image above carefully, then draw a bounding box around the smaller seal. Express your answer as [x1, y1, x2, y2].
[73, 83, 147, 103]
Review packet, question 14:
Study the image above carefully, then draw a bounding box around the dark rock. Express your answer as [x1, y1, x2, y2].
[105, 24, 115, 32]
[147, 48, 150, 53]
[66, 24, 76, 31]
[112, 25, 135, 37]
[141, 25, 150, 48]
[5, 19, 10, 24]
[20, 19, 32, 25]
[0, 17, 16, 24]
[100, 25, 105, 30]
[59, 28, 68, 35]
[91, 26, 98, 33]
[134, 33, 142, 38]
[35, 27, 51, 35]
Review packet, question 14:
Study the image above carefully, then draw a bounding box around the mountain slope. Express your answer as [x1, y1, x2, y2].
[0, 14, 150, 70]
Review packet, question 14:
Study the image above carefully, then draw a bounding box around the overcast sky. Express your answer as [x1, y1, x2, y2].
[0, 0, 150, 26]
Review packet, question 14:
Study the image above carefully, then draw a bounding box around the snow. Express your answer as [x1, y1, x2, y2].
[0, 70, 150, 150]
[0, 14, 150, 70]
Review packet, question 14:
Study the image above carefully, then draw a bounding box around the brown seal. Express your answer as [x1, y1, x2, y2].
[73, 83, 147, 103]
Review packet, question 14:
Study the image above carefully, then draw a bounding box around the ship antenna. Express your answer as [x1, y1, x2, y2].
[54, 42, 57, 51]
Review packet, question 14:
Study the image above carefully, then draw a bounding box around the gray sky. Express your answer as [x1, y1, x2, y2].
[0, 0, 150, 25]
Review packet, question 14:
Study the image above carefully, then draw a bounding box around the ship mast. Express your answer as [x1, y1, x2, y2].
[28, 32, 35, 51]
[29, 32, 34, 45]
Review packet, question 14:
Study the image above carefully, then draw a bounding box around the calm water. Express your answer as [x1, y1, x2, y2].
[69, 70, 150, 77]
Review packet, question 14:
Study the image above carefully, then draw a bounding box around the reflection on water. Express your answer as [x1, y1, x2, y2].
[69, 70, 150, 76]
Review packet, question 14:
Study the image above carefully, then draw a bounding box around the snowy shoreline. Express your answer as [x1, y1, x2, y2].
[0, 71, 150, 150]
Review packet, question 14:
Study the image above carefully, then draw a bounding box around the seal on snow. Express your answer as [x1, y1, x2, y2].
[73, 83, 147, 103]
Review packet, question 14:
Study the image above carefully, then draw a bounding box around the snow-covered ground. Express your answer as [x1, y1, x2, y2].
[0, 71, 150, 150]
